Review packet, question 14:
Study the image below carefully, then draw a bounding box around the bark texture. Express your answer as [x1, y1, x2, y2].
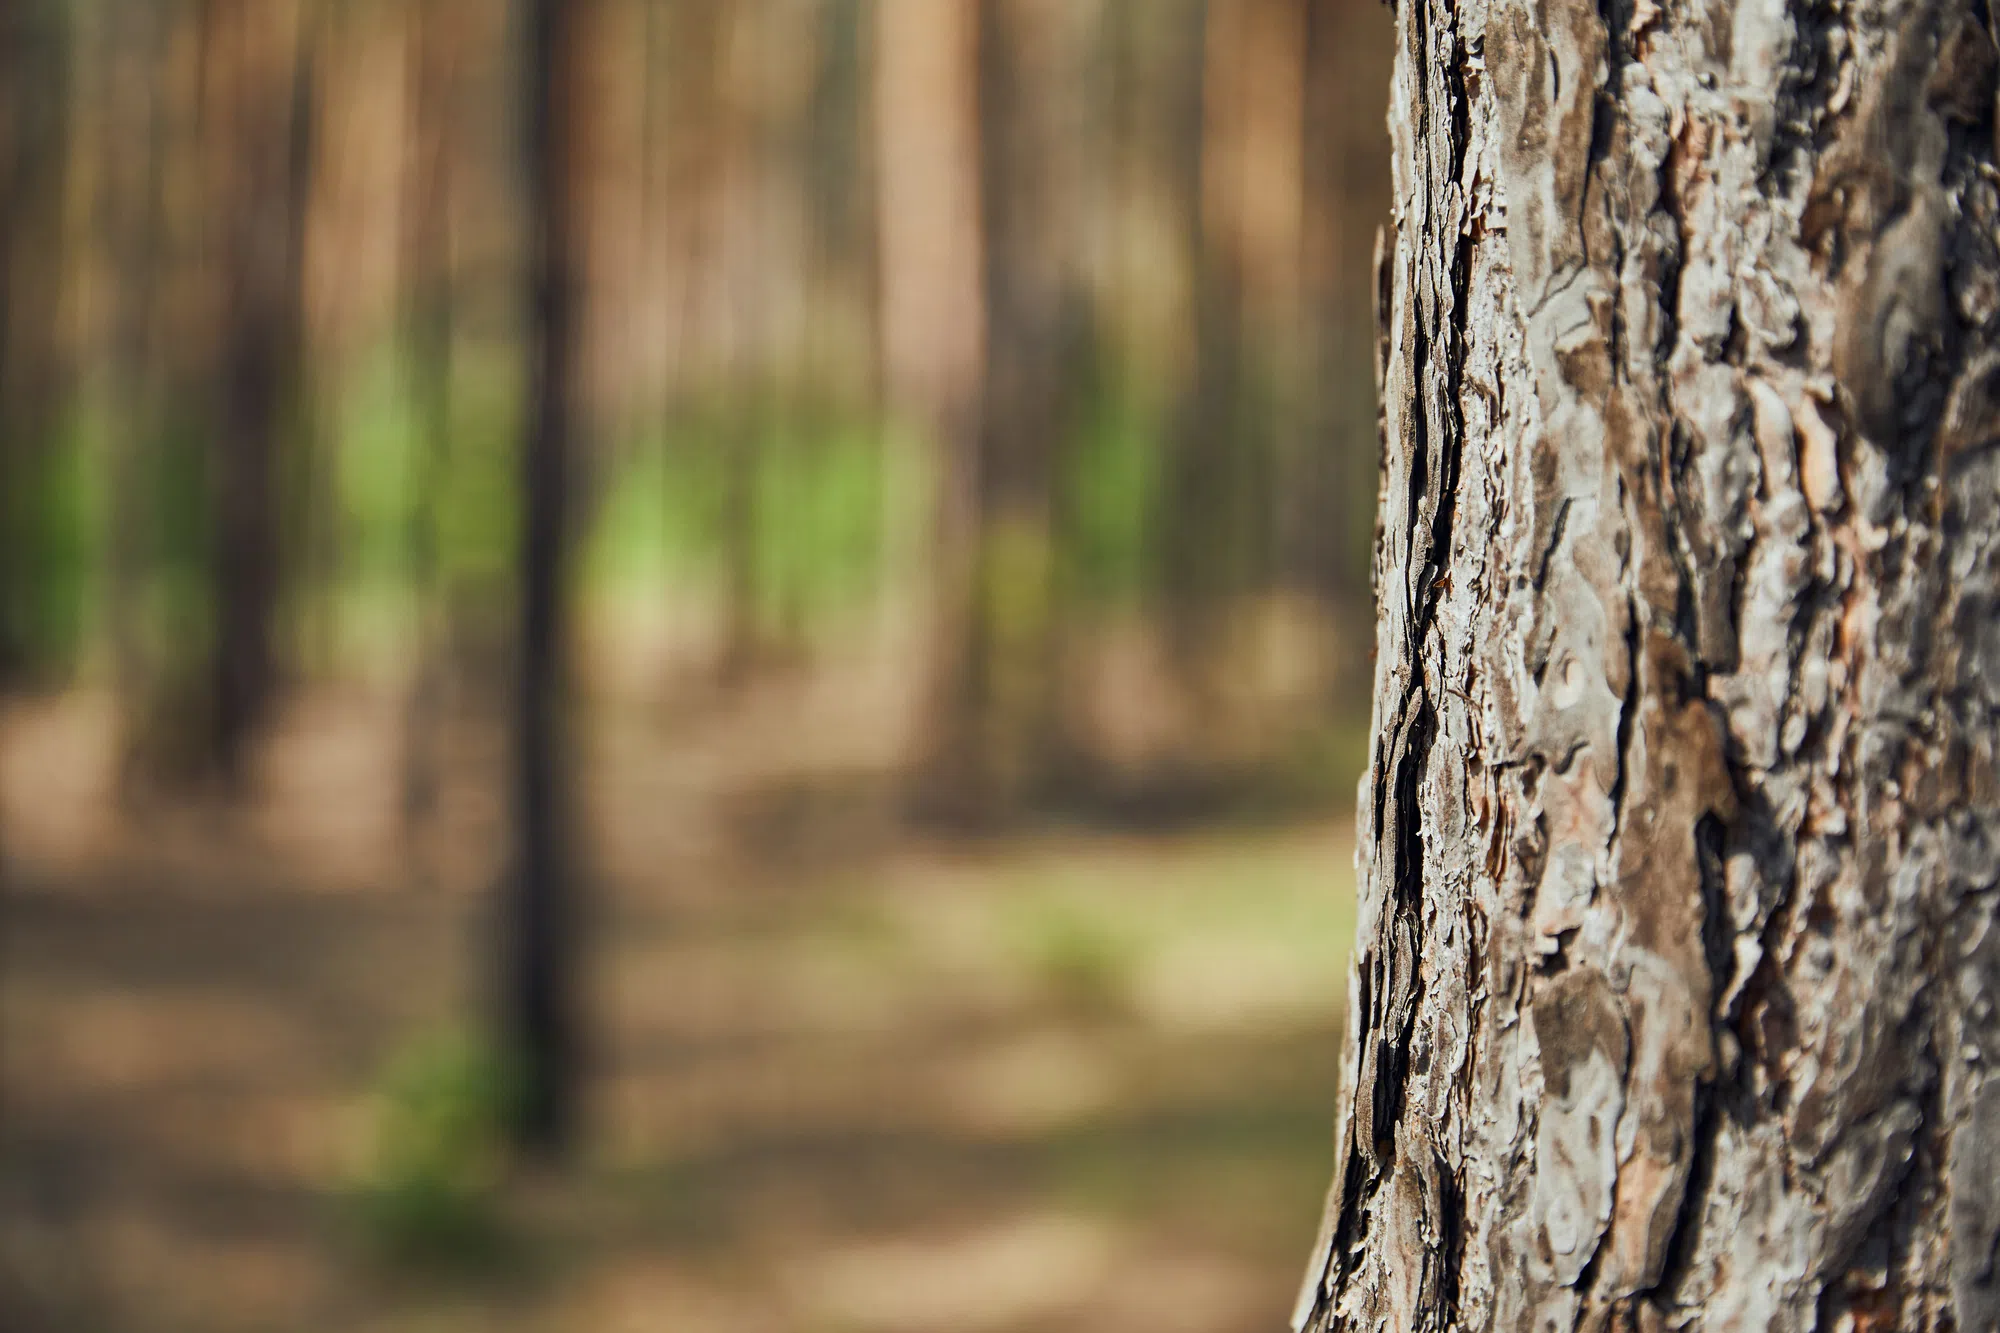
[1297, 0, 2000, 1329]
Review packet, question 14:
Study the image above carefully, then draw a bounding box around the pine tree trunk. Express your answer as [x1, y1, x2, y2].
[398, 0, 457, 856]
[934, 0, 1090, 820]
[504, 0, 590, 1156]
[1297, 0, 2000, 1329]
[0, 0, 72, 685]
[100, 0, 167, 757]
[204, 0, 310, 778]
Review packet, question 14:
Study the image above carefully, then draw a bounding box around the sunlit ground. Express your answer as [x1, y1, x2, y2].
[0, 664, 1355, 1333]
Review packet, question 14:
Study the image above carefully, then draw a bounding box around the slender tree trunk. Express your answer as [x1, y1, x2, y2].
[504, 0, 590, 1156]
[1297, 1, 2000, 1329]
[801, 0, 872, 403]
[1156, 0, 1233, 702]
[873, 0, 985, 817]
[652, 1, 726, 416]
[399, 0, 458, 857]
[713, 0, 767, 687]
[0, 0, 71, 686]
[203, 0, 311, 780]
[1161, 0, 1295, 733]
[907, 0, 1091, 825]
[873, 0, 984, 450]
[100, 0, 167, 749]
[0, 0, 21, 687]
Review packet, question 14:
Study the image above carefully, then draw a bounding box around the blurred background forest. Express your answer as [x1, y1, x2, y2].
[0, 1, 1390, 1329]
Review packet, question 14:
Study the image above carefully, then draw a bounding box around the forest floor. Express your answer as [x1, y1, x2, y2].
[0, 663, 1355, 1333]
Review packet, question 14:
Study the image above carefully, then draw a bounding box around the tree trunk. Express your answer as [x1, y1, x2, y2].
[1161, 0, 1301, 733]
[99, 0, 168, 756]
[1158, 0, 1249, 698]
[398, 0, 458, 856]
[204, 0, 311, 779]
[713, 0, 772, 687]
[0, 0, 72, 686]
[873, 0, 984, 818]
[906, 0, 1092, 825]
[1297, 1, 2000, 1330]
[503, 0, 590, 1156]
[0, 0, 21, 686]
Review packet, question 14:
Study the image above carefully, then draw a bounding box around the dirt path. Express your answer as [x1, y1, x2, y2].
[1, 686, 1352, 1333]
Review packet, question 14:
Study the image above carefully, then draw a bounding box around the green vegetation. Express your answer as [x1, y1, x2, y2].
[3, 326, 1356, 667]
[584, 404, 899, 614]
[1012, 903, 1138, 1015]
[346, 1030, 523, 1269]
[1054, 379, 1169, 608]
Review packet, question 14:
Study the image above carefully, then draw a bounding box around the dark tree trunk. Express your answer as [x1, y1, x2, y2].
[1297, 0, 2000, 1329]
[1155, 0, 1233, 691]
[0, 0, 24, 684]
[801, 0, 874, 401]
[100, 0, 168, 741]
[205, 0, 311, 780]
[399, 0, 458, 853]
[913, 0, 1089, 825]
[503, 0, 589, 1156]
[1159, 0, 1293, 727]
[0, 0, 72, 686]
[711, 2, 767, 688]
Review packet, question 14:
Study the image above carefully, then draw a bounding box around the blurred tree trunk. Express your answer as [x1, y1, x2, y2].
[651, 1, 727, 415]
[1157, 0, 1301, 733]
[874, 0, 983, 815]
[801, 0, 874, 403]
[201, 0, 312, 780]
[504, 0, 591, 1155]
[399, 0, 459, 854]
[905, 0, 1090, 825]
[644, 1, 774, 687]
[0, 0, 19, 685]
[1295, 0, 1390, 614]
[715, 0, 817, 684]
[1154, 0, 1237, 731]
[1095, 0, 1201, 381]
[873, 0, 983, 447]
[1296, 0, 2000, 1329]
[713, 1, 763, 687]
[99, 0, 168, 750]
[0, 0, 72, 686]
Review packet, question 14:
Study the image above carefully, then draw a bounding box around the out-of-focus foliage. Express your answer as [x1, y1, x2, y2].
[0, 3, 1391, 1325]
[346, 1030, 522, 1267]
[0, 0, 1388, 815]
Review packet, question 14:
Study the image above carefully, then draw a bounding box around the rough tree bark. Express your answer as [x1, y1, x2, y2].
[1297, 0, 2000, 1330]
